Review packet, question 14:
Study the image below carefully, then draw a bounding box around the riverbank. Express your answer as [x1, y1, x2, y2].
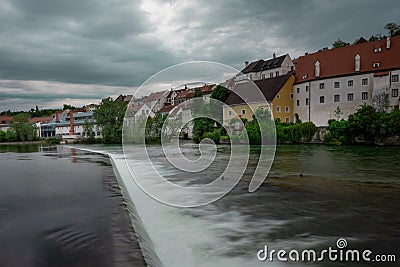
[0, 145, 147, 267]
[0, 140, 45, 145]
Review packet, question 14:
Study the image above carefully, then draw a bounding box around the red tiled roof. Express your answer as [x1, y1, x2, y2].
[0, 115, 13, 125]
[29, 116, 53, 124]
[293, 36, 400, 84]
[159, 105, 175, 113]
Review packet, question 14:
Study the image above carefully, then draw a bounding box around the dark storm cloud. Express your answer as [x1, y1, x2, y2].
[0, 0, 399, 111]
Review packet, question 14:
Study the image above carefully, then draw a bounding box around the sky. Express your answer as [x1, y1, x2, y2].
[0, 0, 399, 111]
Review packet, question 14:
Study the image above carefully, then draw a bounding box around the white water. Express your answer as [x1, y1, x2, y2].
[68, 145, 303, 267]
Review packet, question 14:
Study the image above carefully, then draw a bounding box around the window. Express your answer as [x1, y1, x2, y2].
[374, 47, 382, 53]
[276, 94, 280, 99]
[362, 92, 368, 100]
[285, 106, 290, 113]
[249, 74, 252, 80]
[241, 109, 246, 115]
[306, 98, 309, 105]
[347, 93, 354, 101]
[392, 74, 399, 83]
[296, 100, 300, 106]
[306, 86, 309, 92]
[285, 117, 290, 123]
[228, 110, 232, 116]
[276, 106, 281, 112]
[319, 96, 325, 103]
[348, 80, 354, 87]
[373, 62, 380, 68]
[262, 74, 266, 79]
[290, 93, 294, 99]
[334, 94, 340, 102]
[270, 73, 273, 78]
[296, 88, 300, 94]
[275, 71, 279, 76]
[334, 81, 340, 88]
[362, 78, 368, 85]
[319, 83, 325, 89]
[392, 89, 399, 97]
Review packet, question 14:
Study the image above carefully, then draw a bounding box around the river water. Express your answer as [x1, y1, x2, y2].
[1, 144, 399, 266]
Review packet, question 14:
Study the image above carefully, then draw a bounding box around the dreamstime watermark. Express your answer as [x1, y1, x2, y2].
[257, 238, 397, 263]
[122, 61, 276, 207]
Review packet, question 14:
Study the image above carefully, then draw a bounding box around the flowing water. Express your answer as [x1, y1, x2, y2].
[0, 144, 400, 267]
[70, 144, 400, 267]
[0, 144, 147, 267]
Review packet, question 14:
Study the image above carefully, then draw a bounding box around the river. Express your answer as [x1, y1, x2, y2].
[1, 144, 399, 266]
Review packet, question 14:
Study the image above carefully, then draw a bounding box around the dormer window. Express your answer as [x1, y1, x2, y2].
[355, 54, 361, 72]
[373, 62, 380, 68]
[315, 60, 320, 77]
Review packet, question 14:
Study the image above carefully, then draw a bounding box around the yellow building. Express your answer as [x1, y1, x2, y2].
[223, 74, 294, 125]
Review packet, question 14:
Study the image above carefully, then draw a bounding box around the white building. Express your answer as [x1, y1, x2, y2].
[293, 36, 400, 126]
[236, 54, 294, 82]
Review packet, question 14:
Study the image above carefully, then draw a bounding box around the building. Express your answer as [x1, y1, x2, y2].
[39, 111, 101, 142]
[223, 74, 295, 125]
[293, 36, 400, 126]
[0, 116, 13, 132]
[236, 54, 294, 81]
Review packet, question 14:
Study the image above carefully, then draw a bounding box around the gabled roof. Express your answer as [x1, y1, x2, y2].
[146, 91, 167, 102]
[293, 36, 400, 84]
[29, 116, 53, 124]
[128, 103, 146, 113]
[225, 74, 292, 105]
[0, 115, 13, 125]
[159, 105, 175, 114]
[175, 89, 195, 100]
[241, 55, 287, 74]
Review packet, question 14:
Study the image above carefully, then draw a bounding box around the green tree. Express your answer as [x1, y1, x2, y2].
[0, 130, 6, 142]
[332, 38, 350, 48]
[94, 98, 126, 144]
[10, 113, 37, 141]
[385, 22, 400, 37]
[211, 85, 230, 102]
[63, 104, 76, 110]
[83, 119, 95, 143]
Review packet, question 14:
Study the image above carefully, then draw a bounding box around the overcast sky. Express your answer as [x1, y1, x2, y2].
[0, 0, 399, 111]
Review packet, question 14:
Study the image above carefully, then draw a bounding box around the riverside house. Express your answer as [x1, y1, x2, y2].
[223, 73, 295, 126]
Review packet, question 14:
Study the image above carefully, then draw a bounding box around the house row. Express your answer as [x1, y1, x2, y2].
[37, 110, 102, 142]
[223, 35, 400, 127]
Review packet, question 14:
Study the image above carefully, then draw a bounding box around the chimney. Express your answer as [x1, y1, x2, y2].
[273, 52, 276, 59]
[315, 60, 320, 77]
[55, 111, 60, 123]
[245, 61, 249, 67]
[69, 111, 75, 135]
[387, 36, 391, 50]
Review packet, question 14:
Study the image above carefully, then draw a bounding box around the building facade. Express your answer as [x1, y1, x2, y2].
[293, 36, 400, 126]
[223, 74, 295, 125]
[236, 54, 294, 82]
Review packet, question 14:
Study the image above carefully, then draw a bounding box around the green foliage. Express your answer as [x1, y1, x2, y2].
[10, 113, 38, 141]
[0, 130, 6, 142]
[203, 129, 221, 144]
[145, 113, 167, 143]
[210, 85, 230, 102]
[5, 129, 18, 142]
[193, 118, 214, 143]
[385, 22, 400, 37]
[63, 104, 76, 110]
[83, 119, 96, 143]
[94, 97, 126, 144]
[332, 38, 350, 48]
[326, 105, 400, 145]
